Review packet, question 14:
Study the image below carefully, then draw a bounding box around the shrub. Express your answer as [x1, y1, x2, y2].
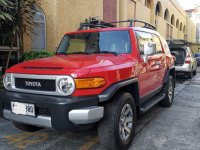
[19, 51, 54, 62]
[0, 51, 53, 89]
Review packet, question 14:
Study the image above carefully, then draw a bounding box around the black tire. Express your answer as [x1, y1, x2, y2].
[13, 122, 43, 132]
[193, 68, 197, 75]
[160, 75, 174, 107]
[98, 92, 136, 150]
[188, 70, 193, 79]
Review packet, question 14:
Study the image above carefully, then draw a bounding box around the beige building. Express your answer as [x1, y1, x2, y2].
[186, 5, 200, 43]
[23, 0, 197, 52]
[0, 0, 198, 67]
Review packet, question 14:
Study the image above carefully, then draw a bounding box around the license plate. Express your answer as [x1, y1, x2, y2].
[11, 101, 35, 117]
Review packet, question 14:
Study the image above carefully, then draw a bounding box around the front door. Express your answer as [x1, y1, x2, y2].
[135, 31, 160, 98]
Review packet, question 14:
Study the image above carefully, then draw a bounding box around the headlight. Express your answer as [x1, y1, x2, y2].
[58, 77, 75, 95]
[3, 73, 12, 89]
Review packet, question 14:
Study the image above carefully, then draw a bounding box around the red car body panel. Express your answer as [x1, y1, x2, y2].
[6, 27, 174, 97]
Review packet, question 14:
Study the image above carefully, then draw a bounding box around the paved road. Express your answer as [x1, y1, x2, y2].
[0, 67, 200, 150]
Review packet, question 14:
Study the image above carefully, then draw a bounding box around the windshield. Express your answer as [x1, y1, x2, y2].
[56, 31, 131, 55]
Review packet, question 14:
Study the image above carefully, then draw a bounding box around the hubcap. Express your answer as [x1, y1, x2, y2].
[168, 79, 173, 103]
[119, 104, 133, 141]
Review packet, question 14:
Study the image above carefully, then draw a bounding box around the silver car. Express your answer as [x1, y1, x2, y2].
[168, 40, 197, 79]
[194, 53, 200, 66]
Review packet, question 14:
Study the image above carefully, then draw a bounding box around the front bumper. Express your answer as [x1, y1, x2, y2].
[0, 90, 103, 130]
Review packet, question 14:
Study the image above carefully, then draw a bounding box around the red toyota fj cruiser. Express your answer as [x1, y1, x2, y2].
[0, 19, 175, 150]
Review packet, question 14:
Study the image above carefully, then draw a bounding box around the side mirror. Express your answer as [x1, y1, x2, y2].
[142, 42, 156, 63]
[143, 42, 156, 56]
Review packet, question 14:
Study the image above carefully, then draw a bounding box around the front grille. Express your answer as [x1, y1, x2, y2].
[15, 78, 56, 92]
[3, 102, 10, 110]
[37, 107, 51, 116]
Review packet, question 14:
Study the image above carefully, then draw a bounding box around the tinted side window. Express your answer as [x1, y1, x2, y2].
[135, 31, 153, 55]
[159, 35, 171, 55]
[151, 34, 163, 54]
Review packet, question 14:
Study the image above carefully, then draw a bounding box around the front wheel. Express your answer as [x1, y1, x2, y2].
[98, 92, 136, 150]
[160, 75, 174, 107]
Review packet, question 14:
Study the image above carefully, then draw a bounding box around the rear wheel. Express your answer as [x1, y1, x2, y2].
[193, 68, 197, 75]
[13, 122, 42, 132]
[188, 70, 193, 79]
[98, 92, 136, 150]
[160, 75, 174, 107]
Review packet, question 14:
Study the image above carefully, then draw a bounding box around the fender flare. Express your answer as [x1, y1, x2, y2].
[98, 78, 138, 102]
[164, 66, 176, 86]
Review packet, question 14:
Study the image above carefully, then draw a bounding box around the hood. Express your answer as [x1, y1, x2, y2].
[7, 54, 134, 76]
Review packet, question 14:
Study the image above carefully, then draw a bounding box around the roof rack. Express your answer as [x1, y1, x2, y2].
[78, 17, 156, 31]
[109, 19, 156, 30]
[78, 17, 115, 30]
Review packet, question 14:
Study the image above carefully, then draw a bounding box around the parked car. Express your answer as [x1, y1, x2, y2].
[0, 19, 175, 150]
[194, 53, 200, 66]
[168, 40, 197, 79]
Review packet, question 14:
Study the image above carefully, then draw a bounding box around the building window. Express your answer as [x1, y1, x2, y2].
[164, 9, 169, 21]
[145, 0, 152, 9]
[32, 6, 46, 51]
[155, 1, 162, 17]
[0, 24, 19, 49]
[196, 23, 200, 43]
[196, 14, 200, 20]
[171, 14, 175, 25]
[166, 23, 173, 40]
[180, 22, 182, 31]
[176, 19, 179, 28]
[0, 51, 18, 69]
[183, 25, 186, 33]
[103, 0, 117, 22]
[0, 15, 19, 69]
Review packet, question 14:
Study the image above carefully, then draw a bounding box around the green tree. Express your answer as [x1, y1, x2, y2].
[0, 0, 12, 20]
[4, 0, 38, 70]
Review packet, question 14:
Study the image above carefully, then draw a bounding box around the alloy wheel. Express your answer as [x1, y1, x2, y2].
[119, 104, 133, 141]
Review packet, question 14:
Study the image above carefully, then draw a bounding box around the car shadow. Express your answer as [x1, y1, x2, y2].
[176, 75, 189, 84]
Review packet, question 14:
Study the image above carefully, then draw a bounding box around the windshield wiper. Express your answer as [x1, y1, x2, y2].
[96, 51, 118, 56]
[67, 52, 89, 55]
